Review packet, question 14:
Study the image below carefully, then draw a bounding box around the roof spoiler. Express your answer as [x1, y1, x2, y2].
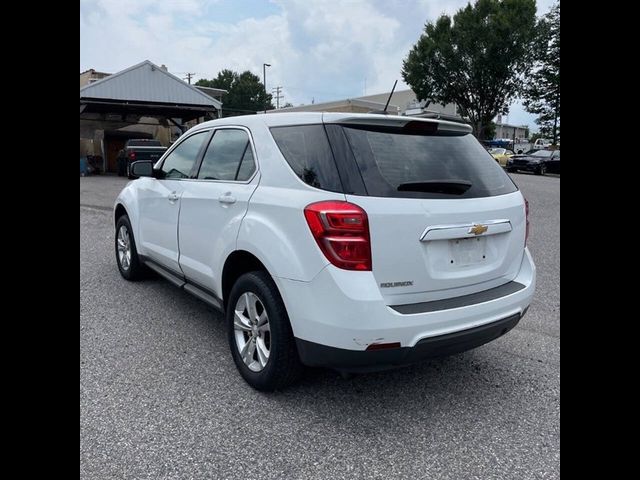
[415, 112, 470, 125]
[329, 115, 472, 134]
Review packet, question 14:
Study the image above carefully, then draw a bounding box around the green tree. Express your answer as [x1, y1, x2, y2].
[402, 0, 538, 139]
[196, 69, 274, 116]
[522, 2, 559, 144]
[485, 121, 497, 140]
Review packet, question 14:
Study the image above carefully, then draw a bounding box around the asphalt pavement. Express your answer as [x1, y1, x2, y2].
[80, 173, 559, 480]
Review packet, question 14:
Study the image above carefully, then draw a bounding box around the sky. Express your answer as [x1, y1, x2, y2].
[80, 0, 556, 131]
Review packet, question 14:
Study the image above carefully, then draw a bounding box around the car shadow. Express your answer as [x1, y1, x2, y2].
[135, 271, 536, 438]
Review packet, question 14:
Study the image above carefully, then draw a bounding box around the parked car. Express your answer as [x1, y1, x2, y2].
[532, 138, 552, 150]
[114, 113, 536, 391]
[488, 147, 515, 167]
[546, 149, 560, 173]
[121, 139, 167, 176]
[506, 149, 559, 175]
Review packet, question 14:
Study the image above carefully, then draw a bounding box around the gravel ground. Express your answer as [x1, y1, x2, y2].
[80, 173, 559, 480]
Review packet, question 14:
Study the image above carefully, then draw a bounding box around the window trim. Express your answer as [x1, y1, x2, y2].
[190, 125, 259, 184]
[155, 128, 214, 181]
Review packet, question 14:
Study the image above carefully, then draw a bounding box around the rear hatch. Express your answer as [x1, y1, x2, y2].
[323, 115, 526, 305]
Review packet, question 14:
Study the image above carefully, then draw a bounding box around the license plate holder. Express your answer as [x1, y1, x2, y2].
[450, 237, 486, 266]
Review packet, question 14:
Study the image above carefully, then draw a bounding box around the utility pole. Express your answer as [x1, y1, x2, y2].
[272, 86, 283, 109]
[184, 73, 195, 84]
[552, 88, 559, 145]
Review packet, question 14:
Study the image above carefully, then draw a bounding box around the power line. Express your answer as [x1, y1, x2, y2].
[183, 73, 195, 84]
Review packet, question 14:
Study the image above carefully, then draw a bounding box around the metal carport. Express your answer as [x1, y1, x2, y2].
[80, 60, 222, 172]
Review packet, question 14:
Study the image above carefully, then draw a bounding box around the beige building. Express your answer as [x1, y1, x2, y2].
[266, 97, 401, 115]
[266, 88, 457, 117]
[359, 89, 456, 116]
[494, 121, 529, 142]
[79, 69, 111, 88]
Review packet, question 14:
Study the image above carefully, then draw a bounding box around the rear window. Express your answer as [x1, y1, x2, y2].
[270, 125, 343, 192]
[341, 125, 518, 199]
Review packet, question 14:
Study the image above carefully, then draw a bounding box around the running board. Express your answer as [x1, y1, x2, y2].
[183, 283, 223, 311]
[144, 260, 185, 288]
[142, 259, 223, 312]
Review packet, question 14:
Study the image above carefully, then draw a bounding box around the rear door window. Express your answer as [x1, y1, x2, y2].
[197, 129, 256, 181]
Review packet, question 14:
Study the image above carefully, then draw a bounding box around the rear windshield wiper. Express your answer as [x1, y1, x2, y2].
[397, 180, 472, 194]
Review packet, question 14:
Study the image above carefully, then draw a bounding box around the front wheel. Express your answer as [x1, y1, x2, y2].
[536, 163, 547, 175]
[115, 215, 146, 280]
[226, 271, 303, 391]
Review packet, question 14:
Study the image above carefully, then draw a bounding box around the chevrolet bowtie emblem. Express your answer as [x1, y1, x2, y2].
[469, 224, 488, 235]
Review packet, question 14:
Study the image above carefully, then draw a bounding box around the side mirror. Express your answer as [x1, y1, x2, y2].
[129, 160, 155, 179]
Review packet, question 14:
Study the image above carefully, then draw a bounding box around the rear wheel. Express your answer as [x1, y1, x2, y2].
[536, 163, 547, 175]
[226, 271, 303, 391]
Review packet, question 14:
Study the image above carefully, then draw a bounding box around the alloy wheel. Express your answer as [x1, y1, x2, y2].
[233, 292, 271, 372]
[117, 225, 132, 271]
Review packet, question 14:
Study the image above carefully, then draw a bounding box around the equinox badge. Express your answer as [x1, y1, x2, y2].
[380, 281, 414, 288]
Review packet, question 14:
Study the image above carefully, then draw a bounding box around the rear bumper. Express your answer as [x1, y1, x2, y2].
[275, 248, 535, 368]
[296, 312, 521, 372]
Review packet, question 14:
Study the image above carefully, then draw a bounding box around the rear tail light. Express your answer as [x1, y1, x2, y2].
[524, 198, 530, 246]
[128, 151, 136, 161]
[304, 201, 372, 271]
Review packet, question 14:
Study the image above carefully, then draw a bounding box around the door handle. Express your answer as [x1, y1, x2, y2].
[168, 192, 179, 202]
[218, 194, 237, 205]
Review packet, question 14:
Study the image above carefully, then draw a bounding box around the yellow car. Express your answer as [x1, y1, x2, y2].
[488, 148, 515, 167]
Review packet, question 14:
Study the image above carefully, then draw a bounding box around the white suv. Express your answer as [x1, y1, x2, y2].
[114, 112, 536, 391]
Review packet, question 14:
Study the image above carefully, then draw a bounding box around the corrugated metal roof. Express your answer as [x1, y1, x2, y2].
[80, 60, 221, 109]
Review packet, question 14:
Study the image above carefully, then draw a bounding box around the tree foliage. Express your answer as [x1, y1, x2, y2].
[402, 0, 538, 139]
[485, 121, 497, 140]
[522, 1, 559, 143]
[196, 69, 274, 116]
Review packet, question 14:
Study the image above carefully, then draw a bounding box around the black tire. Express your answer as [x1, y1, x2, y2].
[536, 163, 547, 176]
[115, 214, 146, 280]
[226, 271, 303, 391]
[507, 168, 516, 173]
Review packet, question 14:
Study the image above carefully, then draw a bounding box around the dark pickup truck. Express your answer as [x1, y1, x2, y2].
[118, 139, 167, 176]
